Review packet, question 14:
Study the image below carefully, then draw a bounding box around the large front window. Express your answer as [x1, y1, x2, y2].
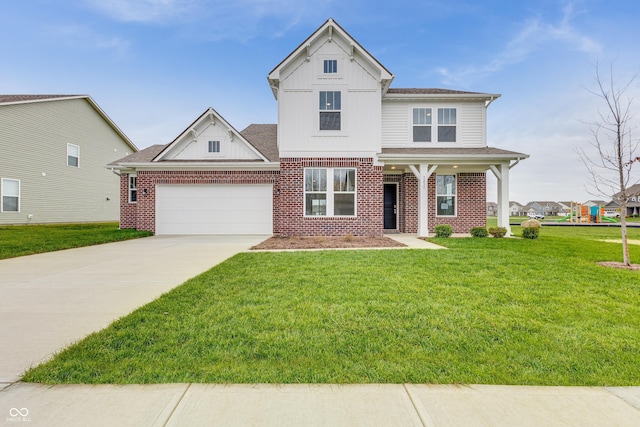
[436, 175, 456, 216]
[1, 178, 20, 212]
[319, 91, 341, 130]
[305, 168, 355, 216]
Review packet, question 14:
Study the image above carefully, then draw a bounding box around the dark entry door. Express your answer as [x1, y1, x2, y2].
[383, 184, 397, 230]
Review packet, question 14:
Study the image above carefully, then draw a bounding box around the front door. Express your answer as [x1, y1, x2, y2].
[383, 183, 397, 230]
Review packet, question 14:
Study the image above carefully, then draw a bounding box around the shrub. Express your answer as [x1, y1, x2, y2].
[488, 227, 507, 238]
[470, 227, 488, 238]
[434, 224, 453, 238]
[520, 219, 541, 228]
[522, 227, 540, 239]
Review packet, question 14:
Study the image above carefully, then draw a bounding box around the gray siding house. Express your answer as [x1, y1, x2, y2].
[0, 95, 137, 224]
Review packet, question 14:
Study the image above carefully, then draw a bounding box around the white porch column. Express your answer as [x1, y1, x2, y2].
[490, 163, 511, 236]
[409, 164, 437, 238]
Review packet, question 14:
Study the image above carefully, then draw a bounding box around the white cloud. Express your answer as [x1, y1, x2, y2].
[437, 0, 602, 86]
[47, 24, 130, 56]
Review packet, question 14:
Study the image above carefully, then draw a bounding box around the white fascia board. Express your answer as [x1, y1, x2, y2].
[377, 153, 529, 164]
[119, 161, 280, 172]
[384, 93, 501, 102]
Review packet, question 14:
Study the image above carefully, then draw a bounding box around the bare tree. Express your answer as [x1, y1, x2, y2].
[577, 62, 639, 267]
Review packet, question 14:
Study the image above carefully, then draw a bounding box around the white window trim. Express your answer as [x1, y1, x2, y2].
[319, 90, 342, 132]
[318, 55, 343, 78]
[128, 175, 137, 204]
[411, 106, 458, 144]
[206, 140, 222, 155]
[67, 143, 80, 167]
[1, 178, 20, 213]
[435, 174, 457, 217]
[304, 167, 357, 217]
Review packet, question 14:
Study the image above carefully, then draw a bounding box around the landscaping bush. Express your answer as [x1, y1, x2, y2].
[470, 227, 488, 238]
[488, 227, 507, 238]
[522, 227, 540, 239]
[520, 219, 541, 228]
[434, 224, 453, 238]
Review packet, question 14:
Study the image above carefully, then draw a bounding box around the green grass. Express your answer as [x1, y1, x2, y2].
[23, 227, 640, 386]
[0, 223, 152, 260]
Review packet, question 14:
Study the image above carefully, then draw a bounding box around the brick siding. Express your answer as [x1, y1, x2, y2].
[119, 170, 280, 233]
[279, 158, 383, 236]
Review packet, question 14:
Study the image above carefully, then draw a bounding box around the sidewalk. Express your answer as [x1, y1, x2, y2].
[2, 382, 639, 426]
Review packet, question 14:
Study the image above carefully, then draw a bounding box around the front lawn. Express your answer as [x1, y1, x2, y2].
[0, 223, 152, 260]
[23, 226, 640, 385]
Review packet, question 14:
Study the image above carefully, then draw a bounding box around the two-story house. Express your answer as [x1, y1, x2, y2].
[1, 95, 137, 225]
[110, 19, 528, 236]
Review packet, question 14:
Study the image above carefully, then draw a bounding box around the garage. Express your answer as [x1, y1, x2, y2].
[156, 184, 273, 235]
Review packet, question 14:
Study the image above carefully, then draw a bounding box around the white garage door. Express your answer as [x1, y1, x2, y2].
[156, 184, 273, 235]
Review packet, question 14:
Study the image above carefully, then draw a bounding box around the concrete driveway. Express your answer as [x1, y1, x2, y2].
[0, 235, 268, 384]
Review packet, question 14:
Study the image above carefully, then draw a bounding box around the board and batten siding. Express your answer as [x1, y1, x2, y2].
[277, 32, 383, 157]
[381, 100, 487, 147]
[0, 98, 134, 224]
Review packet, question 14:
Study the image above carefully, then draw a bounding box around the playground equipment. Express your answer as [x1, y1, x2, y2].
[557, 202, 619, 223]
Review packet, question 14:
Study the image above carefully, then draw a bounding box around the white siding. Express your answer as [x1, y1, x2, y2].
[0, 98, 133, 224]
[381, 99, 487, 148]
[277, 33, 383, 157]
[163, 121, 260, 160]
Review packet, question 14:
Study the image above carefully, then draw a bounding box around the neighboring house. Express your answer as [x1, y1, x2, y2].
[557, 201, 573, 215]
[611, 184, 640, 216]
[109, 19, 528, 237]
[584, 200, 607, 208]
[486, 202, 497, 216]
[509, 201, 526, 217]
[525, 201, 563, 217]
[0, 95, 137, 224]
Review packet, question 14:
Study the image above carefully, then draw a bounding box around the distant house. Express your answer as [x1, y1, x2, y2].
[0, 95, 137, 224]
[557, 201, 573, 215]
[525, 201, 562, 217]
[510, 201, 526, 216]
[486, 202, 497, 216]
[611, 184, 640, 216]
[584, 200, 607, 208]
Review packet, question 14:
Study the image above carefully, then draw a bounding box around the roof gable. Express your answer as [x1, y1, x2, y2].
[154, 108, 270, 162]
[267, 18, 394, 99]
[0, 94, 137, 153]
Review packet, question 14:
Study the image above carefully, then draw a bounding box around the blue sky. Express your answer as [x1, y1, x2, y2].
[2, 0, 639, 203]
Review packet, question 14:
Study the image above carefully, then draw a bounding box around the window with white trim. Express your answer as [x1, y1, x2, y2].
[319, 91, 341, 130]
[1, 178, 20, 212]
[67, 143, 79, 167]
[323, 59, 338, 74]
[128, 175, 137, 203]
[304, 168, 356, 216]
[438, 108, 456, 142]
[413, 108, 432, 142]
[412, 107, 457, 143]
[208, 140, 220, 153]
[436, 175, 456, 216]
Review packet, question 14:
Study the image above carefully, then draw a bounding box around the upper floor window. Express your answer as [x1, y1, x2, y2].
[436, 175, 456, 216]
[412, 107, 457, 143]
[413, 108, 432, 142]
[323, 59, 338, 74]
[128, 175, 137, 203]
[438, 108, 457, 142]
[67, 143, 79, 167]
[208, 140, 220, 153]
[319, 91, 341, 130]
[304, 168, 355, 216]
[1, 178, 20, 212]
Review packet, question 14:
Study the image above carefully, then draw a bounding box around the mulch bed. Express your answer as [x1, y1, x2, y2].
[251, 236, 406, 250]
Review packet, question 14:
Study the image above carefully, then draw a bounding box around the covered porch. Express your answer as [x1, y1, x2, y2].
[378, 147, 529, 237]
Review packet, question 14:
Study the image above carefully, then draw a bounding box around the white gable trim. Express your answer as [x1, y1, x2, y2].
[267, 18, 394, 100]
[153, 107, 269, 162]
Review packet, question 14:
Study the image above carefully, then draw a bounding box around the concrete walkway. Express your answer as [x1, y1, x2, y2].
[1, 383, 639, 426]
[0, 235, 268, 383]
[2, 234, 640, 426]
